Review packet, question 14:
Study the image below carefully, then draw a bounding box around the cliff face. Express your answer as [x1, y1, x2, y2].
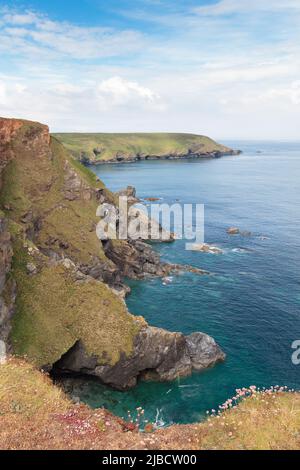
[0, 120, 18, 348]
[0, 214, 14, 347]
[0, 117, 224, 389]
[54, 132, 240, 164]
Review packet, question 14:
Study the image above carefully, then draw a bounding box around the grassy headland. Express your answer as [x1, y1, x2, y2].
[53, 132, 234, 163]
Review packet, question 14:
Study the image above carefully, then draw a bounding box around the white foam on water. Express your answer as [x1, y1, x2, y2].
[154, 408, 167, 429]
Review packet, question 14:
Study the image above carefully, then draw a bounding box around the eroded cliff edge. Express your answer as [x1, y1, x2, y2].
[0, 117, 225, 390]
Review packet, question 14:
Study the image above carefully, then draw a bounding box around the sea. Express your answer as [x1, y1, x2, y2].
[74, 141, 300, 427]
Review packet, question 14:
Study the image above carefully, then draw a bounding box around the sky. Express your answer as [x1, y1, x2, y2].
[0, 0, 300, 139]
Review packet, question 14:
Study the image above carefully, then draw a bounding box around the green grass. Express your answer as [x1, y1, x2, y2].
[10, 240, 141, 367]
[54, 132, 231, 162]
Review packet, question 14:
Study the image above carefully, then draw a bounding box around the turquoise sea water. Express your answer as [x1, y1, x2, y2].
[78, 142, 300, 426]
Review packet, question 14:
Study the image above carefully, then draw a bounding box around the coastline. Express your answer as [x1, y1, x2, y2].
[85, 149, 242, 165]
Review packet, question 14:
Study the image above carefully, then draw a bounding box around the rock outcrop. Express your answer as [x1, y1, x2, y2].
[0, 117, 225, 390]
[0, 213, 14, 348]
[115, 185, 139, 204]
[53, 328, 225, 390]
[226, 227, 252, 236]
[227, 227, 240, 235]
[0, 120, 17, 349]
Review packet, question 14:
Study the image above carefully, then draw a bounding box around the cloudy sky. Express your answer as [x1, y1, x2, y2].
[0, 0, 299, 139]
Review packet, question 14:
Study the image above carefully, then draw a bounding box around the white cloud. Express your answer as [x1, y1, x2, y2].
[0, 79, 27, 106]
[0, 82, 7, 104]
[0, 8, 145, 59]
[264, 81, 300, 105]
[97, 76, 160, 105]
[0, 4, 300, 139]
[195, 0, 300, 16]
[0, 75, 165, 131]
[2, 11, 40, 25]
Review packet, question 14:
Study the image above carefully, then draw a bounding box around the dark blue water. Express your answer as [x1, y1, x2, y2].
[78, 142, 300, 426]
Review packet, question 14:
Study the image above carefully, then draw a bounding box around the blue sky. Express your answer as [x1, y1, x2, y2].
[0, 0, 300, 139]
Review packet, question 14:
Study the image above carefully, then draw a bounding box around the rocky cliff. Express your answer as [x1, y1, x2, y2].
[0, 119, 18, 349]
[54, 132, 241, 164]
[0, 117, 225, 389]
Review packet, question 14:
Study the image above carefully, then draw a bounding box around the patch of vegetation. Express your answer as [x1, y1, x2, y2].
[51, 137, 105, 190]
[10, 240, 141, 367]
[0, 160, 31, 217]
[193, 386, 300, 450]
[54, 132, 231, 162]
[0, 358, 139, 449]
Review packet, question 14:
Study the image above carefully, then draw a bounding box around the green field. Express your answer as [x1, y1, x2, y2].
[53, 132, 232, 163]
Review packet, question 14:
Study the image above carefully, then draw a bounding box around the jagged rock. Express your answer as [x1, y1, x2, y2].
[60, 258, 75, 270]
[81, 258, 122, 286]
[26, 263, 38, 275]
[53, 327, 225, 390]
[127, 206, 175, 243]
[190, 243, 223, 254]
[63, 160, 93, 201]
[0, 196, 14, 349]
[186, 332, 225, 370]
[104, 239, 171, 279]
[21, 211, 34, 224]
[115, 186, 139, 204]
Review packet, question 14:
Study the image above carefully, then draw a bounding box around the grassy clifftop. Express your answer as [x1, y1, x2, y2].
[54, 132, 233, 163]
[0, 358, 299, 450]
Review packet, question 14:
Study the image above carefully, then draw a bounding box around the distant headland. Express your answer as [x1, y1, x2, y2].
[53, 132, 241, 164]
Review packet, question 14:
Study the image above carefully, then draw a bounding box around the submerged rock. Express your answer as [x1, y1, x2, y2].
[227, 227, 240, 235]
[227, 227, 252, 237]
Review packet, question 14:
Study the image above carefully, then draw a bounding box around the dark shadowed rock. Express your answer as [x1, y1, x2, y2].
[53, 327, 226, 390]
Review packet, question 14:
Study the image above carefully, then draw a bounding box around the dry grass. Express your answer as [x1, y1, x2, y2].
[0, 359, 299, 450]
[155, 387, 300, 450]
[0, 358, 139, 450]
